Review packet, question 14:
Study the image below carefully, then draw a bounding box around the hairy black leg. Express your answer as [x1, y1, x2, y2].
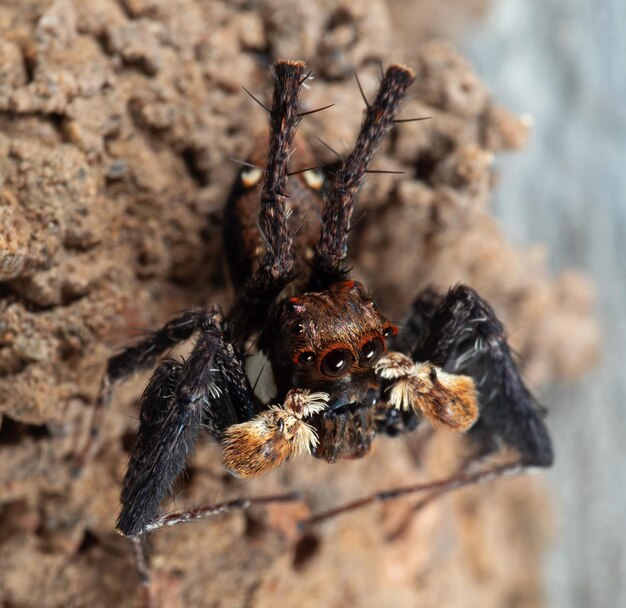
[383, 283, 552, 465]
[73, 307, 224, 474]
[301, 461, 525, 527]
[414, 285, 553, 467]
[106, 307, 224, 382]
[308, 65, 414, 290]
[117, 331, 257, 537]
[229, 60, 306, 342]
[392, 286, 442, 355]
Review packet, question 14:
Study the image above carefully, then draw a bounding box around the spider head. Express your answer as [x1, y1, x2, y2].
[261, 280, 397, 403]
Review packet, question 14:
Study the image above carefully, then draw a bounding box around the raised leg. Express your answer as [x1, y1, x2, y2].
[228, 60, 307, 342]
[73, 307, 224, 474]
[308, 64, 414, 290]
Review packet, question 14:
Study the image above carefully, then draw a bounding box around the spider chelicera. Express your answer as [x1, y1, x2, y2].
[86, 60, 552, 557]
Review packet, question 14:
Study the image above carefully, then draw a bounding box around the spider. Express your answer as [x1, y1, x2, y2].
[90, 60, 553, 550]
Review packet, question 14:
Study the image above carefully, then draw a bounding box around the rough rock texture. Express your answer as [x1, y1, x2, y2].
[0, 1, 599, 607]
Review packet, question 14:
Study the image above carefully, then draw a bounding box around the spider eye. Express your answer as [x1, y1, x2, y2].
[298, 351, 315, 365]
[360, 338, 384, 365]
[292, 323, 304, 335]
[240, 167, 263, 188]
[320, 349, 353, 377]
[383, 326, 393, 338]
[302, 168, 324, 190]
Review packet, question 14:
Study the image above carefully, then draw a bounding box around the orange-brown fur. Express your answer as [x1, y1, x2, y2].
[222, 390, 328, 478]
[377, 353, 478, 431]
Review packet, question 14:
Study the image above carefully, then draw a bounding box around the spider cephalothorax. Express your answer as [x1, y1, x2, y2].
[88, 59, 552, 556]
[260, 280, 395, 400]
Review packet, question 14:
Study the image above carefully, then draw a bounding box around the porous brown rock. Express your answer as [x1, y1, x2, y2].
[0, 1, 599, 607]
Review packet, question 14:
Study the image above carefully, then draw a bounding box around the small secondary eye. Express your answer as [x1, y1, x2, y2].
[293, 323, 304, 335]
[320, 349, 353, 377]
[383, 326, 393, 338]
[241, 167, 263, 188]
[302, 168, 324, 190]
[298, 351, 315, 365]
[360, 338, 384, 365]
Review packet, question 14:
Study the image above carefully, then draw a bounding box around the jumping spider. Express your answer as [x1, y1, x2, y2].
[89, 60, 552, 550]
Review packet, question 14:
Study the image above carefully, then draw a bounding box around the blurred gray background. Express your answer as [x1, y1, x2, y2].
[461, 1, 626, 606]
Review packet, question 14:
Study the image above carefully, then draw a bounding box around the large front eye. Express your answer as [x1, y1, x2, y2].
[320, 349, 353, 377]
[360, 338, 384, 365]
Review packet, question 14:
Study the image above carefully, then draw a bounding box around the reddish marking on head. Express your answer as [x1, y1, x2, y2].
[358, 331, 386, 351]
[334, 280, 356, 293]
[288, 296, 306, 314]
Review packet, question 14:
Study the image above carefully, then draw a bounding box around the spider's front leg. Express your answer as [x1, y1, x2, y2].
[228, 59, 307, 342]
[116, 324, 258, 537]
[413, 284, 554, 467]
[73, 307, 225, 473]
